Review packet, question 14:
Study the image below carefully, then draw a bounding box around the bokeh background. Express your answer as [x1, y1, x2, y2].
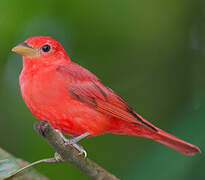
[0, 0, 205, 179]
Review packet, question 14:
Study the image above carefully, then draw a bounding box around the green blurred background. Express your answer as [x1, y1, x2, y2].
[0, 0, 204, 179]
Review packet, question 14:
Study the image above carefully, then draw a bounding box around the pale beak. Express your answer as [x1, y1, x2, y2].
[12, 42, 37, 57]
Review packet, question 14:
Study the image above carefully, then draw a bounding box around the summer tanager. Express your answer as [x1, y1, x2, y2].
[12, 36, 201, 156]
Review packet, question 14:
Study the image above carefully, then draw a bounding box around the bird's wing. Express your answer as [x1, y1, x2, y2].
[56, 63, 157, 132]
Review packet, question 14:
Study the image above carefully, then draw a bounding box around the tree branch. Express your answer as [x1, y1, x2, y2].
[34, 121, 119, 180]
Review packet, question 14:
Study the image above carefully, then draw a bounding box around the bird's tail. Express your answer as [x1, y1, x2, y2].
[153, 128, 201, 156]
[110, 117, 201, 156]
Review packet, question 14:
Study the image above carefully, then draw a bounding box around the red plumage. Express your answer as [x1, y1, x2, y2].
[14, 36, 201, 156]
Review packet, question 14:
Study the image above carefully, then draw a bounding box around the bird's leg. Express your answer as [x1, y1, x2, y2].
[55, 129, 90, 158]
[68, 132, 90, 144]
[55, 129, 69, 142]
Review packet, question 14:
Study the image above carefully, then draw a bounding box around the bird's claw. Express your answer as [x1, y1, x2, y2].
[64, 141, 87, 158]
[72, 143, 87, 158]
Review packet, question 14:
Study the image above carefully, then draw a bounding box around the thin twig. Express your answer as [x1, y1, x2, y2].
[4, 158, 58, 179]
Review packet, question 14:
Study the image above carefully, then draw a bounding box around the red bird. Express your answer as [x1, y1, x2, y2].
[12, 36, 201, 156]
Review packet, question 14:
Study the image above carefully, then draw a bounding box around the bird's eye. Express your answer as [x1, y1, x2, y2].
[42, 44, 51, 52]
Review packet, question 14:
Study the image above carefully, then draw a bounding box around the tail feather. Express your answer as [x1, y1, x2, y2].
[132, 113, 201, 156]
[154, 129, 201, 156]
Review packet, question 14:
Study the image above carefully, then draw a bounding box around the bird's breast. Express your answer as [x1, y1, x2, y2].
[20, 68, 71, 119]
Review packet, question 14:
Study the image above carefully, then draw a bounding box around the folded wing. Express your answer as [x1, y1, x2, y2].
[57, 62, 157, 132]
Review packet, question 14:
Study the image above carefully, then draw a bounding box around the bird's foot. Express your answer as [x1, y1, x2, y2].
[55, 130, 90, 158]
[71, 143, 87, 157]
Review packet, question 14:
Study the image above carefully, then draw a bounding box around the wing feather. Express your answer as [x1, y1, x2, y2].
[57, 63, 157, 132]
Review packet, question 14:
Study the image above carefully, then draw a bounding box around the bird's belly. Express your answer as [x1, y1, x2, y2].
[31, 99, 111, 136]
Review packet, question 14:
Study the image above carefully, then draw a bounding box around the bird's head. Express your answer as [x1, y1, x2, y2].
[12, 36, 70, 64]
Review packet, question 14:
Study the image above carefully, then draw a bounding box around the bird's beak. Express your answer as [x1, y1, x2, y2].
[12, 42, 37, 57]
